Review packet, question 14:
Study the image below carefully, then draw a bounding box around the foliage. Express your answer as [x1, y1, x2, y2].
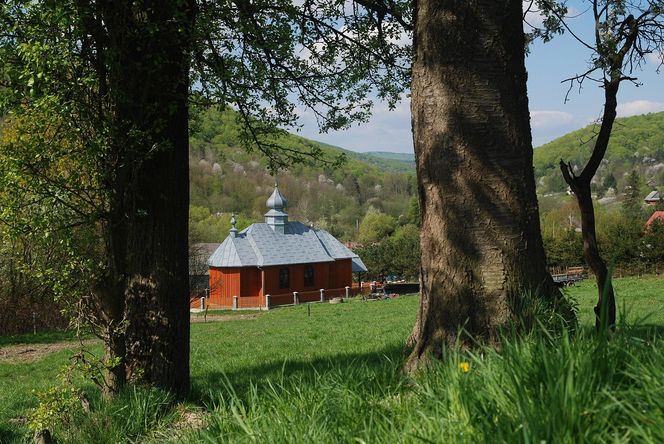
[188, 108, 416, 242]
[353, 151, 415, 173]
[189, 207, 252, 244]
[27, 385, 81, 433]
[358, 210, 397, 244]
[540, 198, 664, 273]
[542, 228, 585, 268]
[642, 219, 664, 265]
[356, 223, 421, 280]
[0, 111, 102, 334]
[622, 169, 647, 220]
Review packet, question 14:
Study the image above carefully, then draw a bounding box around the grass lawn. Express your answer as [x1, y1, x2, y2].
[567, 275, 664, 327]
[0, 275, 662, 443]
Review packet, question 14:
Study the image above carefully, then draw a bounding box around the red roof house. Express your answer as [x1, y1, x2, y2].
[645, 211, 664, 231]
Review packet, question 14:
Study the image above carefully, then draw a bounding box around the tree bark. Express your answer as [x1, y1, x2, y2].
[96, 275, 126, 396]
[97, 0, 194, 397]
[563, 180, 615, 330]
[407, 0, 569, 371]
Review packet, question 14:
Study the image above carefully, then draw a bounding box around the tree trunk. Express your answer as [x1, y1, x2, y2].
[98, 0, 194, 397]
[571, 183, 615, 329]
[559, 81, 620, 332]
[407, 0, 569, 371]
[95, 273, 126, 396]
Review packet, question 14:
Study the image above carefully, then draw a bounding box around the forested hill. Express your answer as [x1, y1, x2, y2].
[190, 108, 664, 244]
[534, 112, 664, 194]
[188, 108, 418, 243]
[360, 151, 415, 173]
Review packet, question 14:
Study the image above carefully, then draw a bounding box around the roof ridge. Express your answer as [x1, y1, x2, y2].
[311, 227, 333, 257]
[246, 224, 264, 266]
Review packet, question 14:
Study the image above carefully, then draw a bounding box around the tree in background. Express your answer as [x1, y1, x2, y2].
[356, 223, 420, 281]
[622, 169, 646, 220]
[358, 211, 397, 244]
[535, 0, 664, 330]
[406, 0, 572, 371]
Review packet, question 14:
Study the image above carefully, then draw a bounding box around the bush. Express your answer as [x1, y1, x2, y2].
[0, 295, 69, 336]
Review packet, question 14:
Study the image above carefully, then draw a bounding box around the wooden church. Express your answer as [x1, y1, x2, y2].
[206, 185, 367, 309]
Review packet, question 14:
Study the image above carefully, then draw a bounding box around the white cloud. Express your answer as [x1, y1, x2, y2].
[646, 52, 663, 66]
[530, 110, 574, 129]
[616, 100, 664, 117]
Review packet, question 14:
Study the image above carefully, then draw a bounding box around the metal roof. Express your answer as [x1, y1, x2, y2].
[352, 257, 368, 273]
[645, 190, 661, 201]
[208, 220, 367, 271]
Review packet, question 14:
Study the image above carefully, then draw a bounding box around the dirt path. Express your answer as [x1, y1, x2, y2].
[0, 314, 258, 363]
[0, 339, 98, 364]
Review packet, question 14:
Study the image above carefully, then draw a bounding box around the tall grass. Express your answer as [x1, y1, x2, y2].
[55, 386, 176, 444]
[184, 327, 664, 443]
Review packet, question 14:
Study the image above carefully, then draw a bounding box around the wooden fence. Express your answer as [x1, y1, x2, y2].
[196, 285, 369, 311]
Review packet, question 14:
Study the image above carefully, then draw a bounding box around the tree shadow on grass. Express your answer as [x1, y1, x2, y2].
[0, 424, 23, 444]
[189, 344, 409, 406]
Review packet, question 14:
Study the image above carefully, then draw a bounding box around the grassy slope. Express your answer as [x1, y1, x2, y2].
[1, 276, 663, 442]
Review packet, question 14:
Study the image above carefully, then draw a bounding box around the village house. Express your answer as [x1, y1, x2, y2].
[202, 185, 367, 309]
[644, 190, 662, 205]
[645, 210, 664, 231]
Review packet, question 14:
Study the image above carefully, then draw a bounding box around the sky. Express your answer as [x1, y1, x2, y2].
[296, 2, 664, 154]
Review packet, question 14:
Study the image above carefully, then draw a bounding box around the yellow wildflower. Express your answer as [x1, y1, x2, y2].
[459, 362, 470, 373]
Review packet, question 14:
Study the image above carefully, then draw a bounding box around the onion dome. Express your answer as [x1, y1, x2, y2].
[266, 183, 288, 211]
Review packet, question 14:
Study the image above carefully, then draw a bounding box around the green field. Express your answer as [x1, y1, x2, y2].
[1, 276, 662, 443]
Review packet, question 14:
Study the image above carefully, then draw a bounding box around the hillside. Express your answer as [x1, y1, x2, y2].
[534, 112, 664, 195]
[365, 151, 415, 162]
[333, 148, 415, 174]
[359, 151, 415, 173]
[188, 108, 418, 243]
[189, 108, 664, 244]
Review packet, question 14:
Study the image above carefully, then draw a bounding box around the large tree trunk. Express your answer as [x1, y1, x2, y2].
[98, 0, 194, 397]
[407, 0, 569, 371]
